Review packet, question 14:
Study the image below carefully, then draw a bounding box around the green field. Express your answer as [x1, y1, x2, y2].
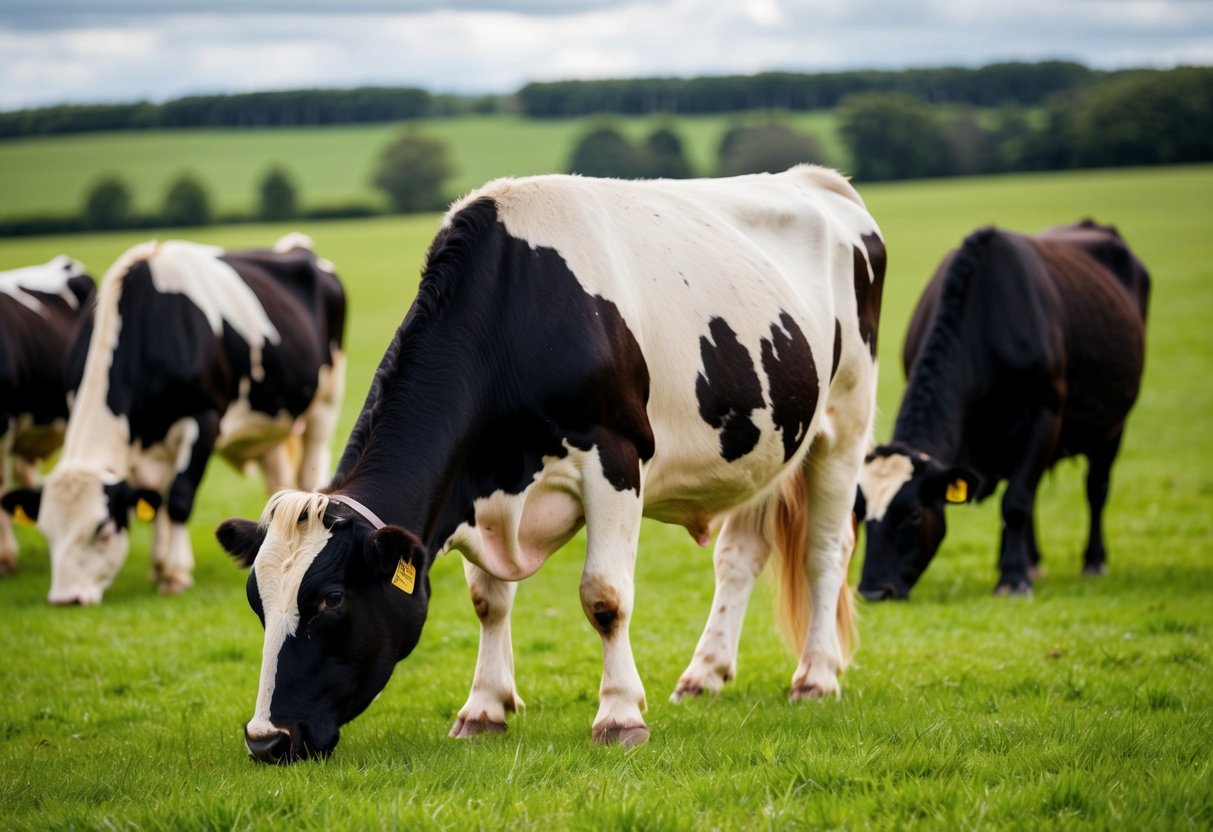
[0, 111, 845, 222]
[1, 165, 1211, 829]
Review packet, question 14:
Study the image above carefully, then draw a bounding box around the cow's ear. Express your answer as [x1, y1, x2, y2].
[1, 489, 42, 525]
[927, 468, 980, 505]
[129, 489, 161, 523]
[107, 483, 161, 523]
[853, 485, 868, 522]
[66, 274, 96, 308]
[216, 519, 265, 568]
[367, 526, 427, 585]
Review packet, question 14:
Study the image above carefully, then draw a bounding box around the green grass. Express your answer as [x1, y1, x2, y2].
[0, 111, 845, 222]
[1, 165, 1211, 829]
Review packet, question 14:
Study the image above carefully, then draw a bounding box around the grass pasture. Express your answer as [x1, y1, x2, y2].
[0, 165, 1211, 829]
[0, 111, 845, 222]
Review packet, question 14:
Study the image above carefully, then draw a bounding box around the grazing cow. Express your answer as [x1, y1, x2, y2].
[1, 234, 345, 605]
[856, 220, 1149, 600]
[0, 257, 95, 572]
[217, 166, 885, 762]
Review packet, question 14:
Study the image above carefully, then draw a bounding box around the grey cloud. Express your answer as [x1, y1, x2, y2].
[1, 0, 629, 31]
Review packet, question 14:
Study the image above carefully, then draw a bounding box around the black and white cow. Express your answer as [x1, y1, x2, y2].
[0, 257, 95, 573]
[217, 167, 885, 762]
[1, 234, 345, 605]
[856, 220, 1149, 600]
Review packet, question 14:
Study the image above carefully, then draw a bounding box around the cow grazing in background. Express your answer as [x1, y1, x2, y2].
[1, 234, 346, 605]
[217, 166, 886, 762]
[856, 220, 1149, 600]
[0, 257, 95, 573]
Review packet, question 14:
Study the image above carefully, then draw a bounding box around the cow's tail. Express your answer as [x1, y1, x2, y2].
[769, 467, 857, 669]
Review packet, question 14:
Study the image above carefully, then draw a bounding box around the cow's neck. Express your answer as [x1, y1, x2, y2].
[890, 330, 980, 467]
[61, 283, 131, 472]
[329, 312, 490, 553]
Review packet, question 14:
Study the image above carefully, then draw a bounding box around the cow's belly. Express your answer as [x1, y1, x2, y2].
[215, 396, 297, 467]
[9, 415, 67, 461]
[641, 406, 806, 537]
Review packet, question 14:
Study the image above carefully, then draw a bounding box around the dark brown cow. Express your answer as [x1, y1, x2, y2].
[857, 220, 1149, 599]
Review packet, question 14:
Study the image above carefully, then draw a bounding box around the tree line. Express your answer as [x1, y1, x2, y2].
[517, 62, 1098, 117]
[0, 87, 505, 140]
[0, 61, 1127, 140]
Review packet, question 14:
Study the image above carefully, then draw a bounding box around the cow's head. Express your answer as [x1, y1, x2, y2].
[216, 490, 430, 764]
[855, 445, 978, 601]
[1, 465, 160, 605]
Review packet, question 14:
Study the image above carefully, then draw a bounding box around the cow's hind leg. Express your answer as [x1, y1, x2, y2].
[1082, 431, 1123, 576]
[450, 560, 525, 738]
[580, 447, 648, 746]
[671, 504, 770, 702]
[0, 426, 16, 573]
[258, 443, 295, 495]
[789, 439, 861, 701]
[297, 351, 345, 491]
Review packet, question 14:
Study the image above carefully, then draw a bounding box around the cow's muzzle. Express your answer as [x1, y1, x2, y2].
[245, 727, 294, 764]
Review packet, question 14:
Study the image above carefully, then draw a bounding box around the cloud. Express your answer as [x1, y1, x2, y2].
[0, 0, 1210, 110]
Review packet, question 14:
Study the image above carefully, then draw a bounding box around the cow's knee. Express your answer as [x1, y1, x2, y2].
[580, 575, 626, 637]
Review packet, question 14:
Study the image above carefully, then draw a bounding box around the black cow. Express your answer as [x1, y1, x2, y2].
[1, 234, 346, 604]
[856, 220, 1149, 599]
[0, 257, 95, 573]
[216, 167, 885, 762]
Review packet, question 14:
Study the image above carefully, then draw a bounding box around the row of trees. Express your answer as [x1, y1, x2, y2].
[0, 87, 506, 140]
[520, 62, 1097, 117]
[58, 131, 452, 234]
[0, 61, 1118, 139]
[564, 67, 1213, 182]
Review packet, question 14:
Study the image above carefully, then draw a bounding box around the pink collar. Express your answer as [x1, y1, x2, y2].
[327, 494, 386, 530]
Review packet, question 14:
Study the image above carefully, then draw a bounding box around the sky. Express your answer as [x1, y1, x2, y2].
[1, 0, 1211, 111]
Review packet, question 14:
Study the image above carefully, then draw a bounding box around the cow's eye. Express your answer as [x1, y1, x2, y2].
[321, 590, 344, 611]
[906, 508, 923, 526]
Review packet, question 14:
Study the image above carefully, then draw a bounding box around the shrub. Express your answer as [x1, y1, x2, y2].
[716, 123, 828, 177]
[372, 129, 454, 214]
[645, 127, 694, 178]
[258, 166, 298, 221]
[838, 92, 950, 181]
[83, 176, 133, 230]
[161, 173, 212, 227]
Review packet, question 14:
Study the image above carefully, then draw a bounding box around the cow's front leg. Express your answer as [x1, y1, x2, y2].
[450, 560, 524, 738]
[580, 451, 648, 747]
[671, 505, 770, 702]
[997, 408, 1061, 596]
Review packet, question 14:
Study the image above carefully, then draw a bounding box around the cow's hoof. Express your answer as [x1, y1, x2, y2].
[789, 681, 840, 702]
[994, 581, 1033, 597]
[0, 558, 16, 576]
[669, 668, 729, 703]
[592, 722, 650, 747]
[1028, 565, 1043, 580]
[449, 715, 507, 739]
[1082, 564, 1106, 577]
[158, 575, 192, 596]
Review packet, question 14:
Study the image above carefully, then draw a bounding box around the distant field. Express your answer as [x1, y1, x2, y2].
[0, 165, 1210, 829]
[0, 111, 844, 221]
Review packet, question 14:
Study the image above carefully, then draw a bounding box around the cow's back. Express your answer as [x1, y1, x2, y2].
[0, 263, 93, 427]
[449, 167, 883, 519]
[1032, 236, 1147, 450]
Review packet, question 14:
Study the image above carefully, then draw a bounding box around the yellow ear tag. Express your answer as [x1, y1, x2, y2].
[391, 558, 416, 594]
[135, 499, 156, 522]
[945, 479, 968, 504]
[13, 505, 33, 526]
